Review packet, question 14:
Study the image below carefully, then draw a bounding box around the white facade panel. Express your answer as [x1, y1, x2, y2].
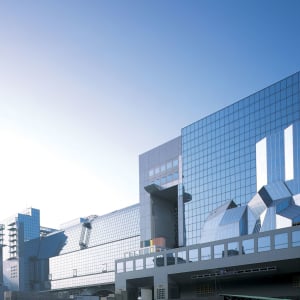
[256, 138, 267, 191]
[284, 124, 294, 181]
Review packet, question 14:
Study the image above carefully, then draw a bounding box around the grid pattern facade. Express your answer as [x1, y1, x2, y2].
[182, 72, 300, 245]
[50, 236, 140, 289]
[59, 206, 139, 255]
[17, 208, 40, 242]
[49, 204, 140, 290]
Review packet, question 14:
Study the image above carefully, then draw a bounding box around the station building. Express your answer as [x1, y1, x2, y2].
[115, 71, 300, 299]
[1, 205, 140, 299]
[1, 71, 300, 300]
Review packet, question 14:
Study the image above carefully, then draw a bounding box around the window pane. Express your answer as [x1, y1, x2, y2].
[177, 251, 186, 264]
[258, 236, 270, 252]
[189, 249, 198, 262]
[228, 242, 239, 256]
[117, 262, 124, 273]
[214, 244, 224, 259]
[173, 172, 179, 181]
[242, 239, 254, 254]
[275, 233, 288, 249]
[126, 260, 133, 272]
[173, 159, 179, 168]
[166, 253, 176, 265]
[146, 257, 154, 269]
[156, 255, 165, 267]
[292, 230, 300, 247]
[167, 161, 172, 169]
[135, 258, 143, 270]
[201, 246, 211, 260]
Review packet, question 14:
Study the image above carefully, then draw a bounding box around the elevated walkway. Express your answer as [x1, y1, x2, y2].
[115, 226, 300, 299]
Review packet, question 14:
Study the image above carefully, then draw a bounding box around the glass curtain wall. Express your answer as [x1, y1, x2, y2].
[182, 72, 300, 245]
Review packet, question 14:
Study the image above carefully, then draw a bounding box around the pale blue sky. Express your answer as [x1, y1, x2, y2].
[0, 0, 300, 228]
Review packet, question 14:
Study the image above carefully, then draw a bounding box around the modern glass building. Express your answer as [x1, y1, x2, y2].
[182, 71, 300, 245]
[1, 205, 140, 299]
[49, 204, 140, 296]
[2, 208, 42, 291]
[3, 208, 40, 260]
[1, 71, 300, 300]
[116, 71, 300, 300]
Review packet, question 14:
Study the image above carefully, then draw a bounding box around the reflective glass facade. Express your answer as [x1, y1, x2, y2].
[16, 208, 40, 242]
[182, 72, 300, 245]
[49, 204, 140, 290]
[3, 208, 40, 261]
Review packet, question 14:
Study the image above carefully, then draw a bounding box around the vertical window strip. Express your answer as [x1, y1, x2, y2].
[256, 137, 267, 191]
[284, 124, 294, 181]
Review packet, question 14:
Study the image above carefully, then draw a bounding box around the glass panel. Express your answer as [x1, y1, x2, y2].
[189, 248, 198, 262]
[167, 161, 172, 169]
[173, 172, 179, 181]
[117, 262, 124, 273]
[156, 254, 165, 267]
[173, 159, 179, 168]
[101, 263, 107, 273]
[242, 239, 254, 254]
[274, 233, 288, 249]
[258, 236, 271, 252]
[292, 230, 300, 247]
[143, 247, 150, 255]
[228, 242, 239, 256]
[177, 251, 186, 264]
[166, 253, 176, 265]
[214, 244, 224, 259]
[146, 256, 154, 269]
[149, 169, 154, 177]
[201, 246, 211, 260]
[126, 260, 133, 272]
[135, 258, 143, 270]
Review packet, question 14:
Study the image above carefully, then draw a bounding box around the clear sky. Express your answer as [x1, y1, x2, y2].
[0, 0, 300, 229]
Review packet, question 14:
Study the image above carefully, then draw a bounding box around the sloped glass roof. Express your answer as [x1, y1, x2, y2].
[206, 200, 237, 221]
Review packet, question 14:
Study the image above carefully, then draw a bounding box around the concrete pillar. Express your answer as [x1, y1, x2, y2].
[154, 272, 168, 300]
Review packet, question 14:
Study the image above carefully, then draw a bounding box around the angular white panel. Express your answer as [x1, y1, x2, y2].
[293, 194, 300, 206]
[276, 214, 292, 229]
